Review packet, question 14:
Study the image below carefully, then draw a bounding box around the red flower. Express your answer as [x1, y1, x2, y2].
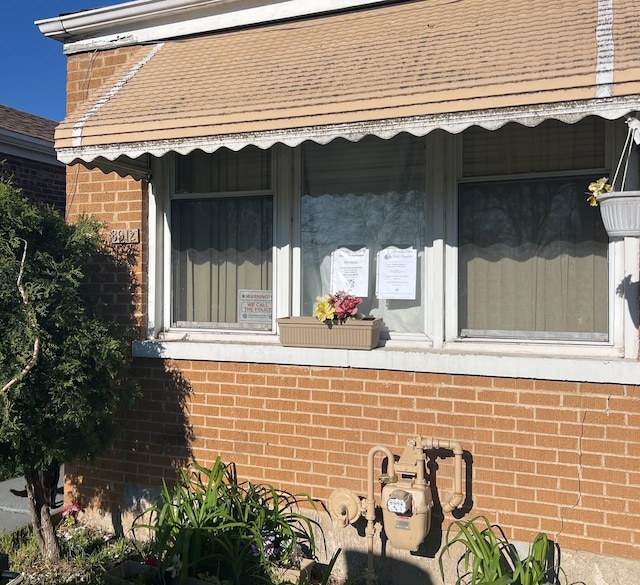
[329, 291, 362, 323]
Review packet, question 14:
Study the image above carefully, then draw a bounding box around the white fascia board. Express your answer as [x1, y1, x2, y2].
[0, 129, 62, 166]
[36, 0, 394, 54]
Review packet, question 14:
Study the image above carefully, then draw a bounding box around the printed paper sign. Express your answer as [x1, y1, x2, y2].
[376, 247, 417, 300]
[330, 247, 369, 297]
[238, 290, 272, 323]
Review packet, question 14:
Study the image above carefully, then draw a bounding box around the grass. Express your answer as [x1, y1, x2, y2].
[0, 520, 140, 585]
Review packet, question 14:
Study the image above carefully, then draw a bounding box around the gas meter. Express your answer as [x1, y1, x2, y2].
[327, 437, 464, 555]
[381, 482, 432, 551]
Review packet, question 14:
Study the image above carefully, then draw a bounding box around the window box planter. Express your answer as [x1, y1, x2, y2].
[277, 316, 382, 350]
[597, 190, 640, 236]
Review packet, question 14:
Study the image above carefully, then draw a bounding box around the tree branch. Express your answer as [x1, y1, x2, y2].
[1, 238, 41, 394]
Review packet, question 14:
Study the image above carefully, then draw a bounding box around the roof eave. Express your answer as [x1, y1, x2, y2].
[35, 0, 395, 54]
[0, 128, 62, 167]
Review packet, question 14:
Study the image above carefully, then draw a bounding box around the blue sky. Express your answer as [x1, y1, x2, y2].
[1, 2, 110, 122]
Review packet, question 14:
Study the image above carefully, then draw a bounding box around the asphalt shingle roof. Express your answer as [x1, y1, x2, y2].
[0, 105, 56, 142]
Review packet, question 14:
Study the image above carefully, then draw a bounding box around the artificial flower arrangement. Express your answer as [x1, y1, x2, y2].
[586, 176, 612, 207]
[313, 290, 362, 324]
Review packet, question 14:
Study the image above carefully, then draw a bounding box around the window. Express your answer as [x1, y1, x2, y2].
[301, 134, 426, 333]
[456, 118, 611, 342]
[170, 147, 273, 330]
[151, 117, 635, 363]
[458, 176, 608, 340]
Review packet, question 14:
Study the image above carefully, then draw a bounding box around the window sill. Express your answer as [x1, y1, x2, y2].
[132, 336, 639, 385]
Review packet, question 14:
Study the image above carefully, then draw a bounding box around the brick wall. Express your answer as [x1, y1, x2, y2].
[66, 164, 145, 331]
[0, 152, 65, 212]
[65, 47, 151, 329]
[65, 359, 640, 561]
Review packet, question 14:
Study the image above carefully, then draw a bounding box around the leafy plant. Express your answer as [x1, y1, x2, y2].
[438, 516, 566, 585]
[132, 458, 319, 585]
[0, 521, 137, 585]
[318, 548, 341, 585]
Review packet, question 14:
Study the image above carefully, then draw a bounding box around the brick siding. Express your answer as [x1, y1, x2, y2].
[66, 360, 640, 559]
[66, 164, 146, 332]
[0, 152, 65, 212]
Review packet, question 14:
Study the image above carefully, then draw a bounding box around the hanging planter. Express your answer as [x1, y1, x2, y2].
[595, 190, 640, 236]
[588, 117, 640, 237]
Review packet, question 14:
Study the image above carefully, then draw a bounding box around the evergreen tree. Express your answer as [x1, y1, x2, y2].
[0, 172, 138, 560]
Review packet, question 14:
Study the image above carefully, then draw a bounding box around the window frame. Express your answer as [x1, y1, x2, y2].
[441, 121, 634, 357]
[296, 135, 428, 342]
[170, 190, 274, 330]
[149, 146, 294, 340]
[143, 120, 639, 367]
[456, 173, 610, 342]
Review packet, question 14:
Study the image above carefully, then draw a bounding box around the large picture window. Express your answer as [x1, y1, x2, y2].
[457, 118, 611, 342]
[301, 134, 426, 334]
[459, 178, 609, 339]
[458, 177, 609, 340]
[155, 117, 631, 360]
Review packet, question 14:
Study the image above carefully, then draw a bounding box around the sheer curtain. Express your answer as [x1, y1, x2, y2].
[301, 134, 426, 333]
[172, 196, 273, 328]
[171, 146, 273, 330]
[458, 118, 609, 340]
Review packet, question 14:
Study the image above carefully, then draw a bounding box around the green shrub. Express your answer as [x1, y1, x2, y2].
[133, 458, 318, 585]
[0, 522, 137, 585]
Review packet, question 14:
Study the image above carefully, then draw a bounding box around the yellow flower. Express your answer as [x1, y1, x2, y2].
[587, 177, 612, 206]
[313, 295, 335, 322]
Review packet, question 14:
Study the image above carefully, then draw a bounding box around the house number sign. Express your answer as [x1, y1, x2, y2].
[110, 229, 140, 244]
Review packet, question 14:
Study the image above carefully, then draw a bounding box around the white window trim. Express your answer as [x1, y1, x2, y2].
[138, 127, 640, 384]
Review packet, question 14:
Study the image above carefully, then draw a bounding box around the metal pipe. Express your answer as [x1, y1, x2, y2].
[414, 440, 426, 485]
[421, 437, 464, 512]
[365, 446, 396, 584]
[359, 438, 463, 583]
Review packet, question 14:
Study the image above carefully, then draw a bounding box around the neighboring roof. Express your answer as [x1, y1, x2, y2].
[52, 0, 640, 176]
[0, 105, 62, 166]
[0, 105, 56, 142]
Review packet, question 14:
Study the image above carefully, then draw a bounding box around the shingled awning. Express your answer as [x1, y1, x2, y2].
[55, 0, 640, 177]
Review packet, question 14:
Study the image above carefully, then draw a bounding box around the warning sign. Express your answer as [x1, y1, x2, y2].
[238, 290, 273, 323]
